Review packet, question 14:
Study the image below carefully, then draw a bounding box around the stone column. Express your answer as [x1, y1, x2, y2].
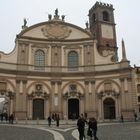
[28, 44, 32, 65]
[79, 97, 84, 115]
[120, 78, 126, 111]
[91, 80, 96, 111]
[85, 80, 89, 112]
[44, 99, 50, 119]
[124, 78, 128, 92]
[27, 96, 32, 119]
[58, 81, 62, 113]
[83, 45, 87, 65]
[63, 97, 67, 119]
[15, 80, 20, 111]
[115, 96, 120, 119]
[22, 80, 27, 112]
[97, 94, 103, 121]
[51, 81, 55, 113]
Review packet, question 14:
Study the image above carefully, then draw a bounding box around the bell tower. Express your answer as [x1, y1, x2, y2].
[89, 2, 117, 56]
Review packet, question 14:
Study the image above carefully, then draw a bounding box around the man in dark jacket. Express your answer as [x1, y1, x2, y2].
[77, 115, 85, 140]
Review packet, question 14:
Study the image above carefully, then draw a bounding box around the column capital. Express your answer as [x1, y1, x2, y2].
[120, 78, 124, 82]
[22, 80, 27, 84]
[84, 80, 89, 85]
[51, 80, 56, 85]
[16, 80, 21, 84]
[91, 80, 96, 84]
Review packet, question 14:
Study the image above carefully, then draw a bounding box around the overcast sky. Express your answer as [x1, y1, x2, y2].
[0, 0, 140, 66]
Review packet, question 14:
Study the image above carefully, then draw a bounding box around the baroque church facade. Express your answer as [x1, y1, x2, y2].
[0, 2, 139, 121]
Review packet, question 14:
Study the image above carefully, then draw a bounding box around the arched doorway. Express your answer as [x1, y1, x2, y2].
[103, 98, 116, 119]
[68, 99, 79, 119]
[33, 99, 44, 120]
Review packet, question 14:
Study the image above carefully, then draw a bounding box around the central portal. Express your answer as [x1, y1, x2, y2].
[68, 99, 79, 119]
[33, 99, 44, 120]
[103, 98, 116, 119]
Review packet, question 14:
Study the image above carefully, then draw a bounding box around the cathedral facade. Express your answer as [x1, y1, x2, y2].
[0, 2, 138, 121]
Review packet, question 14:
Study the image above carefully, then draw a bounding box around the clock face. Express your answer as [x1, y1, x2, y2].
[101, 24, 114, 39]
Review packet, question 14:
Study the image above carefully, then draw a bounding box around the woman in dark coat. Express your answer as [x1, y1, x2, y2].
[87, 117, 98, 140]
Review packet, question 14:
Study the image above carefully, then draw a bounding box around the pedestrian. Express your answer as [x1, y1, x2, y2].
[134, 112, 138, 122]
[0, 113, 4, 122]
[87, 117, 98, 140]
[9, 113, 14, 124]
[48, 116, 52, 127]
[87, 118, 93, 139]
[77, 115, 85, 140]
[56, 114, 60, 127]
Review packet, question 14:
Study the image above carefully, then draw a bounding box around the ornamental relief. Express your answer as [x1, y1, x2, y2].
[41, 23, 72, 39]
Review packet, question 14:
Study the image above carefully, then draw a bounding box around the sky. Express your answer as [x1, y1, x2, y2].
[0, 0, 140, 66]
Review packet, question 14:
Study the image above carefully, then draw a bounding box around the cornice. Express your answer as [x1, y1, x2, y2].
[17, 36, 93, 43]
[0, 66, 132, 78]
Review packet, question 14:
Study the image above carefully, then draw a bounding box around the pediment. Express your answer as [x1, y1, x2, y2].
[18, 21, 91, 40]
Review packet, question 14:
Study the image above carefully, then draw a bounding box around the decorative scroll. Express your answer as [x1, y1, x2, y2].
[28, 84, 49, 99]
[63, 91, 84, 99]
[42, 23, 71, 39]
[97, 90, 120, 99]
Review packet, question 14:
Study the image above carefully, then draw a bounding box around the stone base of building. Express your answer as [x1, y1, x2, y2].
[15, 111, 27, 120]
[121, 109, 134, 121]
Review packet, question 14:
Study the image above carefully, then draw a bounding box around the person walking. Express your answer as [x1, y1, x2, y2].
[56, 114, 60, 127]
[77, 115, 85, 140]
[134, 112, 138, 122]
[9, 113, 14, 124]
[47, 116, 52, 127]
[87, 117, 98, 140]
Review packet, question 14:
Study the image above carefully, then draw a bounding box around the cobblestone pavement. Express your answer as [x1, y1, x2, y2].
[1, 121, 140, 140]
[97, 122, 140, 140]
[0, 125, 54, 140]
[72, 122, 140, 140]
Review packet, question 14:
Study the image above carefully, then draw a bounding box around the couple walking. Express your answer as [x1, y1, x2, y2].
[77, 114, 98, 140]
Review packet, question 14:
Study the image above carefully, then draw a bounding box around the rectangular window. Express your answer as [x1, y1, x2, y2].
[137, 84, 140, 93]
[138, 96, 140, 102]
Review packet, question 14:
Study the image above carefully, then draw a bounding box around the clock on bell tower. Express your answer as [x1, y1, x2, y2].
[88, 1, 117, 56]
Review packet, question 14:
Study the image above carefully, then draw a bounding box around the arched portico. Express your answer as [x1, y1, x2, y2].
[27, 82, 50, 120]
[96, 80, 121, 121]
